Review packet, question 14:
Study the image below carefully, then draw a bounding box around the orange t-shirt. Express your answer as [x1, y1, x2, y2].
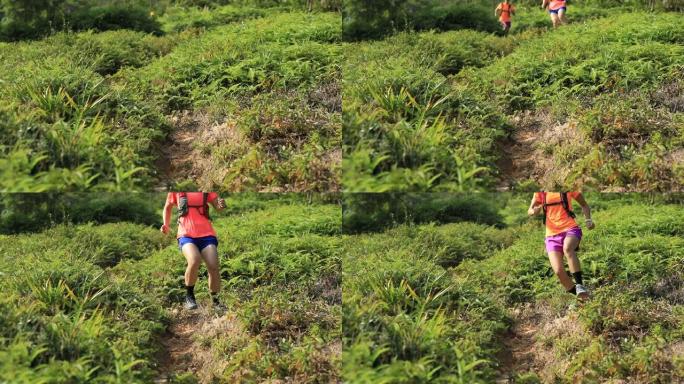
[534, 192, 580, 237]
[496, 2, 515, 22]
[167, 192, 218, 239]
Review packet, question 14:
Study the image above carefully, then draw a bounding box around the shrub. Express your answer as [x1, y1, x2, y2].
[67, 5, 162, 35]
[0, 193, 161, 234]
[343, 0, 499, 41]
[342, 193, 505, 233]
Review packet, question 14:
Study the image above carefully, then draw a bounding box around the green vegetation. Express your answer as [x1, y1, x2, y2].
[343, 5, 684, 192]
[0, 194, 341, 382]
[343, 193, 684, 382]
[0, 2, 341, 192]
[342, 0, 683, 40]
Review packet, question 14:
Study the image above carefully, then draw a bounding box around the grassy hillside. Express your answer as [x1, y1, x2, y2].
[343, 7, 684, 192]
[0, 4, 341, 192]
[0, 195, 341, 383]
[343, 194, 684, 382]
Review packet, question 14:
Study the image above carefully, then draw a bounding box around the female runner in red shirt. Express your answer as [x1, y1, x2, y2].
[161, 192, 226, 310]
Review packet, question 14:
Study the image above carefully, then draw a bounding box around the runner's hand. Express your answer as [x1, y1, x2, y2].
[585, 219, 595, 230]
[160, 224, 169, 234]
[216, 198, 226, 209]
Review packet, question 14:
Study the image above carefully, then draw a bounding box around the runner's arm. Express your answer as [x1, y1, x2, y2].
[528, 195, 542, 216]
[574, 193, 594, 228]
[210, 196, 227, 211]
[161, 200, 173, 234]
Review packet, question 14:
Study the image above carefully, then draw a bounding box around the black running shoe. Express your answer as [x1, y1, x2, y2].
[184, 295, 198, 310]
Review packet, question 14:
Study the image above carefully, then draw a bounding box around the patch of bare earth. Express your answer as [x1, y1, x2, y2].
[496, 302, 591, 383]
[155, 305, 248, 384]
[496, 110, 589, 190]
[155, 111, 247, 190]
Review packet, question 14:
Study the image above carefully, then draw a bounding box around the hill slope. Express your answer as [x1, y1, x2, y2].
[343, 10, 684, 192]
[0, 199, 341, 383]
[0, 7, 341, 192]
[343, 195, 684, 382]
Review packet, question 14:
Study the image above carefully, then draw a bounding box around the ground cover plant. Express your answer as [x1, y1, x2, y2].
[0, 193, 341, 383]
[343, 2, 684, 192]
[342, 193, 684, 382]
[0, 1, 341, 192]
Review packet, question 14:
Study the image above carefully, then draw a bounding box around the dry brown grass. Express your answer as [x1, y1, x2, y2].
[156, 303, 249, 384]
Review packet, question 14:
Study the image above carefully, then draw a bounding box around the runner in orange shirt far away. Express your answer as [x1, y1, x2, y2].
[161, 192, 227, 310]
[495, 0, 516, 34]
[528, 192, 595, 300]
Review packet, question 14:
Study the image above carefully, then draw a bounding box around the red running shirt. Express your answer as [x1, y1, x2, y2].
[167, 192, 218, 239]
[549, 0, 566, 10]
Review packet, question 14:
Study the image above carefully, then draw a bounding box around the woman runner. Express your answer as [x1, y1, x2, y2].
[542, 0, 568, 28]
[161, 192, 226, 310]
[528, 191, 594, 300]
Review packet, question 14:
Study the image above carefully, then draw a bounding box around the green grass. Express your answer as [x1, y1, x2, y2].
[343, 194, 684, 382]
[0, 7, 341, 192]
[0, 195, 341, 383]
[343, 8, 684, 192]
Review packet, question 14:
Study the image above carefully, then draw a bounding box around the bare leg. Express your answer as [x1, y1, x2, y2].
[550, 13, 560, 28]
[548, 251, 574, 290]
[563, 235, 581, 273]
[558, 8, 567, 25]
[200, 244, 220, 294]
[181, 243, 202, 286]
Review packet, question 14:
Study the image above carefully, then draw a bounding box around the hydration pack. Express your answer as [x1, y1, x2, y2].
[540, 191, 576, 225]
[178, 192, 210, 220]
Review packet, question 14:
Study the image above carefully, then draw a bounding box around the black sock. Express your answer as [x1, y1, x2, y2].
[211, 292, 220, 304]
[186, 285, 195, 298]
[567, 286, 577, 295]
[572, 271, 583, 285]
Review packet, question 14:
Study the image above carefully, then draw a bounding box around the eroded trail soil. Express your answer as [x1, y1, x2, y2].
[155, 111, 244, 190]
[496, 302, 588, 383]
[156, 305, 246, 383]
[496, 111, 587, 190]
[496, 304, 541, 383]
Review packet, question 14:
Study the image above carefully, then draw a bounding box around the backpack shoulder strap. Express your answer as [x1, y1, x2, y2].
[561, 192, 576, 218]
[541, 191, 547, 225]
[202, 192, 210, 219]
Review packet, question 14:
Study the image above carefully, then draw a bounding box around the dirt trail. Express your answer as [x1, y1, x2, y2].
[496, 305, 541, 382]
[155, 125, 196, 189]
[155, 305, 246, 383]
[154, 111, 244, 190]
[496, 111, 585, 190]
[496, 302, 588, 383]
[496, 128, 539, 190]
[155, 309, 203, 383]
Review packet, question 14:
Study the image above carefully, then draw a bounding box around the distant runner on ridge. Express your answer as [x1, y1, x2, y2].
[528, 191, 594, 300]
[161, 192, 227, 310]
[542, 0, 568, 28]
[495, 0, 516, 34]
